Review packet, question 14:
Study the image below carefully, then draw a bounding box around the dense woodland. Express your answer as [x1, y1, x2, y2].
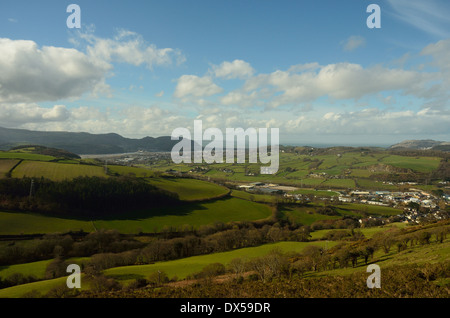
[0, 176, 180, 217]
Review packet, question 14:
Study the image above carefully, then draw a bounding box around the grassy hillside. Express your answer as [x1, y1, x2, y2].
[0, 276, 69, 298]
[280, 205, 342, 226]
[380, 155, 441, 173]
[11, 161, 107, 181]
[103, 241, 336, 283]
[0, 241, 335, 298]
[0, 152, 55, 162]
[92, 197, 272, 234]
[0, 259, 52, 281]
[0, 159, 19, 178]
[151, 150, 445, 192]
[0, 197, 270, 235]
[1, 230, 447, 298]
[107, 165, 154, 178]
[146, 177, 230, 201]
[230, 189, 277, 203]
[0, 211, 96, 235]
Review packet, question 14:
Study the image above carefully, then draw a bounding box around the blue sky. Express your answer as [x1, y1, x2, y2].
[1, 0, 450, 146]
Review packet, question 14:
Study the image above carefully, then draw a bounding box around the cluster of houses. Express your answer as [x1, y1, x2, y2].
[238, 182, 286, 194]
[92, 151, 171, 166]
[237, 181, 449, 224]
[339, 188, 443, 209]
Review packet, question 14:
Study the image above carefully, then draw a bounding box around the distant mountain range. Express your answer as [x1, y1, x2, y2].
[0, 126, 180, 155]
[0, 126, 449, 154]
[389, 139, 450, 151]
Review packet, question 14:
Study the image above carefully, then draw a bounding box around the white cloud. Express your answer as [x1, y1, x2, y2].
[212, 59, 255, 79]
[1, 102, 188, 138]
[419, 39, 450, 110]
[0, 38, 111, 103]
[74, 29, 185, 70]
[342, 36, 366, 51]
[421, 39, 450, 73]
[220, 90, 261, 107]
[288, 63, 321, 73]
[0, 103, 70, 126]
[174, 75, 222, 98]
[240, 62, 435, 107]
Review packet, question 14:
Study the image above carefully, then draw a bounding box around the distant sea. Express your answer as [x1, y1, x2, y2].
[283, 142, 391, 148]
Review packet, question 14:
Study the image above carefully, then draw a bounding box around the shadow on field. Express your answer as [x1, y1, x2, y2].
[91, 201, 209, 221]
[0, 265, 10, 272]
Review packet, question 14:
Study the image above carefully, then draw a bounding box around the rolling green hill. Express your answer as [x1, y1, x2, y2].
[11, 161, 107, 181]
[0, 145, 447, 299]
[0, 211, 96, 235]
[0, 159, 20, 178]
[0, 197, 270, 235]
[146, 177, 230, 201]
[92, 197, 271, 234]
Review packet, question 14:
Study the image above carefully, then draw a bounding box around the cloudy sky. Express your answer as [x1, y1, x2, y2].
[1, 0, 450, 146]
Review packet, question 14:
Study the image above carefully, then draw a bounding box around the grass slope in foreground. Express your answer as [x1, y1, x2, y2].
[0, 241, 333, 297]
[103, 241, 336, 283]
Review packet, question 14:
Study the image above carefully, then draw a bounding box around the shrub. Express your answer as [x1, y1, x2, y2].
[195, 263, 226, 279]
[147, 271, 169, 286]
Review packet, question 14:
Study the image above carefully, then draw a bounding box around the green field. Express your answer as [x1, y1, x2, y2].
[150, 151, 444, 192]
[0, 260, 52, 281]
[356, 179, 398, 191]
[291, 189, 340, 197]
[93, 197, 272, 234]
[321, 178, 355, 189]
[0, 197, 270, 235]
[0, 152, 55, 162]
[280, 205, 341, 225]
[146, 177, 229, 201]
[0, 159, 19, 177]
[0, 257, 90, 281]
[0, 211, 96, 235]
[0, 276, 69, 298]
[11, 161, 107, 181]
[309, 222, 408, 240]
[380, 155, 441, 173]
[230, 190, 277, 203]
[349, 169, 373, 178]
[103, 241, 336, 283]
[336, 203, 401, 216]
[107, 165, 155, 178]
